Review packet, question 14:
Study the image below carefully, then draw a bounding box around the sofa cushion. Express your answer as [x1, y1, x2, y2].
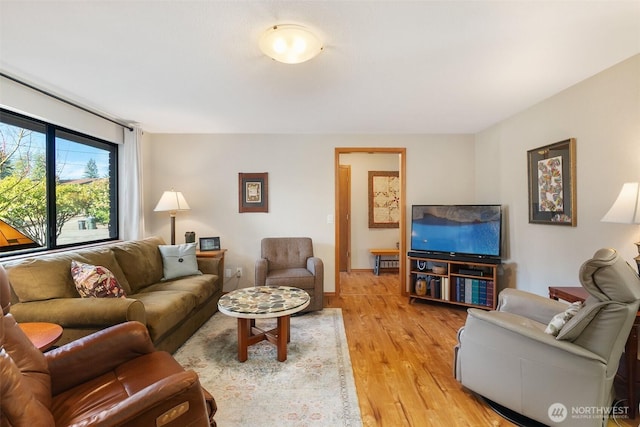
[5, 257, 77, 303]
[158, 243, 201, 281]
[5, 248, 130, 303]
[71, 261, 126, 299]
[129, 291, 197, 342]
[73, 247, 132, 295]
[140, 274, 218, 306]
[111, 236, 165, 293]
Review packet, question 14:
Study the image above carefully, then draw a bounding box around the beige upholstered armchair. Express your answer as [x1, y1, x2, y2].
[255, 237, 323, 313]
[454, 248, 640, 427]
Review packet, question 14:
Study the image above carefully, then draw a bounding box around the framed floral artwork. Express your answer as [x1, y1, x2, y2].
[527, 138, 576, 226]
[239, 172, 268, 213]
[368, 171, 400, 228]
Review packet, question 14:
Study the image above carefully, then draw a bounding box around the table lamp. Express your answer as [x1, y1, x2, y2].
[601, 182, 640, 271]
[154, 190, 190, 245]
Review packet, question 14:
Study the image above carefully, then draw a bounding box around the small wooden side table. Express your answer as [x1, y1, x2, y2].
[549, 286, 640, 418]
[19, 322, 63, 351]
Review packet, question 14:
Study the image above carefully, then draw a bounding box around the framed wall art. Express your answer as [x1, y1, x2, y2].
[199, 236, 220, 251]
[527, 138, 576, 226]
[368, 170, 400, 228]
[239, 172, 268, 213]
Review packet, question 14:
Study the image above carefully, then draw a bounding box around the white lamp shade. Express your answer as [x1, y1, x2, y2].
[259, 24, 323, 64]
[154, 191, 191, 213]
[601, 182, 640, 224]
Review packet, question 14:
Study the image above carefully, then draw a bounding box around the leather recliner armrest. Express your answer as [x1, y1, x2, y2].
[46, 321, 155, 395]
[496, 288, 569, 324]
[61, 370, 208, 427]
[465, 308, 606, 363]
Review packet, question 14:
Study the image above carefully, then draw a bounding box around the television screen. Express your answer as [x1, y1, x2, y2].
[411, 205, 502, 259]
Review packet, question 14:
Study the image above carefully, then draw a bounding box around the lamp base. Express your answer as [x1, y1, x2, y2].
[635, 242, 640, 274]
[170, 215, 176, 245]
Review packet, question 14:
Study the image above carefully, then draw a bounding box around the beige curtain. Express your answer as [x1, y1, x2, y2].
[119, 125, 144, 240]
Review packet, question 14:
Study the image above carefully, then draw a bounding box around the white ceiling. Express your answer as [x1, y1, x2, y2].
[1, 1, 639, 134]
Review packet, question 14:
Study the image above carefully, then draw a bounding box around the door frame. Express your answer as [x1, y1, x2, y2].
[334, 147, 407, 297]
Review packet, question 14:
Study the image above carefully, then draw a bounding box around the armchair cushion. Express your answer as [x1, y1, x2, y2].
[265, 268, 314, 288]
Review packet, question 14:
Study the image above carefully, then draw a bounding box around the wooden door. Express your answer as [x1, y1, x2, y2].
[338, 165, 351, 272]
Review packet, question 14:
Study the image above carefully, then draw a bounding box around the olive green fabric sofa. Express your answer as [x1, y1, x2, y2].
[1, 236, 222, 353]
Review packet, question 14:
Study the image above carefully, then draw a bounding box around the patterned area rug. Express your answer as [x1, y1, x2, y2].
[174, 308, 363, 427]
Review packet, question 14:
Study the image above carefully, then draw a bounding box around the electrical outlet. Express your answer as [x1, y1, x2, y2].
[236, 267, 242, 278]
[225, 268, 232, 278]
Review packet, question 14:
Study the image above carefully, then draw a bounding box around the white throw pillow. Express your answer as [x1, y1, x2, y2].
[544, 301, 583, 336]
[158, 243, 201, 281]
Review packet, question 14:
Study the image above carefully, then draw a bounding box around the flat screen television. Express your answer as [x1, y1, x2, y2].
[410, 204, 502, 261]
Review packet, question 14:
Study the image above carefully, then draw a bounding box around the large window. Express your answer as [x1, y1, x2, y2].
[0, 109, 118, 256]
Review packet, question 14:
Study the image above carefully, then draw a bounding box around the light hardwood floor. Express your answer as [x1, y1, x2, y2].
[325, 271, 638, 427]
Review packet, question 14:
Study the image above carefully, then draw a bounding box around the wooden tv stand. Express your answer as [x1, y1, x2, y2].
[408, 253, 500, 310]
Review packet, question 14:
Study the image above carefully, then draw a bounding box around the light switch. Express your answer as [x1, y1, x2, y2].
[326, 214, 334, 224]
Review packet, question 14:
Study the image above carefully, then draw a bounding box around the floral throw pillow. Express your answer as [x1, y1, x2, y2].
[544, 301, 583, 336]
[70, 260, 126, 298]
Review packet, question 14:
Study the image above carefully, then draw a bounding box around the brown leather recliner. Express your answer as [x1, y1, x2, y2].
[0, 264, 216, 427]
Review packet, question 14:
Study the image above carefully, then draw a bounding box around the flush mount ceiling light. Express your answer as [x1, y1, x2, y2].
[259, 24, 323, 64]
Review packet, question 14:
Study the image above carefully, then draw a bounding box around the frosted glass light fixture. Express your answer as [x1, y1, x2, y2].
[601, 182, 640, 271]
[259, 24, 323, 64]
[154, 190, 191, 245]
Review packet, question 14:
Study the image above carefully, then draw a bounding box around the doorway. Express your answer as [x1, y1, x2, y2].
[334, 147, 407, 297]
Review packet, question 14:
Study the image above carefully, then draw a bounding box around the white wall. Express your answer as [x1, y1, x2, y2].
[475, 54, 640, 296]
[0, 76, 124, 143]
[10, 55, 634, 299]
[143, 134, 475, 292]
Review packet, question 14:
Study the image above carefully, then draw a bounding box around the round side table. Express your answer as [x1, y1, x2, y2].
[19, 322, 63, 351]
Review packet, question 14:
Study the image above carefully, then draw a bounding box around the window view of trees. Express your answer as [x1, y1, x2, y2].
[0, 110, 118, 254]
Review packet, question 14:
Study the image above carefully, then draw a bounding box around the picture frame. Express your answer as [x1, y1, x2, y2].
[527, 138, 577, 226]
[368, 170, 400, 228]
[199, 236, 220, 251]
[239, 172, 268, 213]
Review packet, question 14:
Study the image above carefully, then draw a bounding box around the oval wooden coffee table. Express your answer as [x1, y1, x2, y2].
[218, 286, 310, 362]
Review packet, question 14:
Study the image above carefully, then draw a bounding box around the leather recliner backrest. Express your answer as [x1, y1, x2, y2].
[558, 248, 640, 368]
[580, 248, 640, 303]
[0, 264, 55, 425]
